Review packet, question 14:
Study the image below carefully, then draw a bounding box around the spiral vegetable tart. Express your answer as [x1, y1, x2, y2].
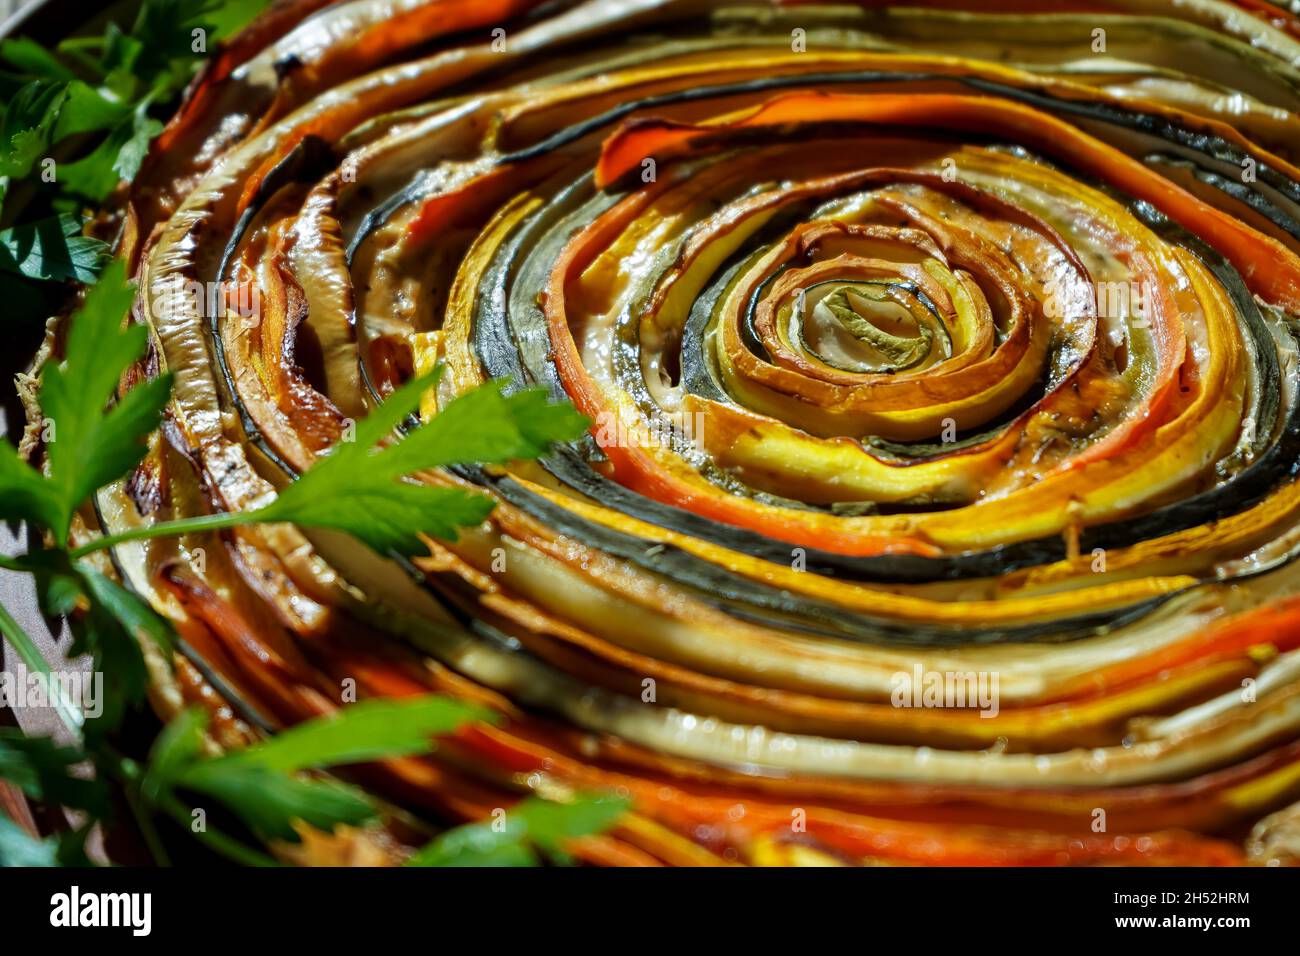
[68, 0, 1300, 865]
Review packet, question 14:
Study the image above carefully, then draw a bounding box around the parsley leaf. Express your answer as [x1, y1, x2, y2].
[191, 0, 273, 40]
[178, 763, 376, 844]
[116, 0, 268, 102]
[114, 100, 165, 181]
[0, 730, 104, 866]
[0, 212, 109, 283]
[376, 376, 591, 474]
[137, 706, 205, 806]
[0, 810, 58, 866]
[0, 0, 274, 314]
[0, 728, 109, 816]
[147, 697, 491, 843]
[0, 443, 65, 539]
[32, 259, 172, 544]
[0, 38, 76, 82]
[218, 695, 495, 772]
[51, 82, 131, 140]
[58, 98, 163, 203]
[254, 374, 588, 555]
[0, 80, 65, 178]
[144, 710, 370, 844]
[406, 794, 631, 867]
[0, 811, 93, 867]
[0, 259, 174, 738]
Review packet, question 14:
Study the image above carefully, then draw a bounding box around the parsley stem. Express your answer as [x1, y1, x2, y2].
[55, 36, 107, 52]
[106, 753, 172, 867]
[67, 511, 260, 560]
[0, 601, 83, 736]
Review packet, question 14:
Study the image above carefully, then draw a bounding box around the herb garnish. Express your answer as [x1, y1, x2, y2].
[0, 1, 623, 869]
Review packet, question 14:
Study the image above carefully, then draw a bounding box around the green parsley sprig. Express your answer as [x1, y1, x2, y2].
[1, 699, 629, 867]
[0, 149, 616, 865]
[0, 1, 272, 322]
